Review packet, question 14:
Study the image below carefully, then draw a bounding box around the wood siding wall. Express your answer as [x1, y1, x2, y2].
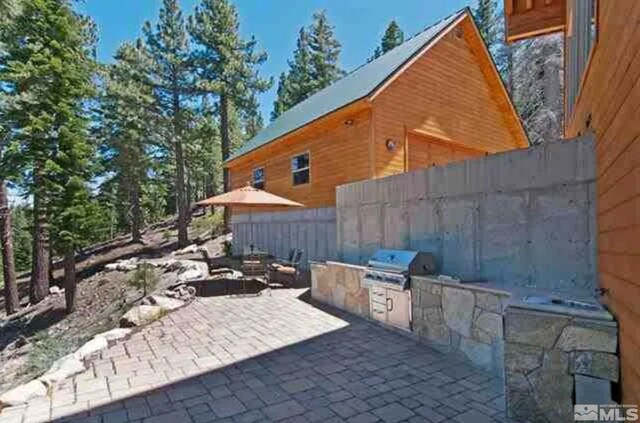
[407, 132, 486, 171]
[566, 0, 640, 403]
[228, 105, 372, 211]
[372, 17, 527, 177]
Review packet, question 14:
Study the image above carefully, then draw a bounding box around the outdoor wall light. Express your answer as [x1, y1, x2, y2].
[385, 139, 397, 151]
[344, 119, 354, 126]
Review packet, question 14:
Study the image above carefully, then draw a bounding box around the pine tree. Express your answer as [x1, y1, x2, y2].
[143, 0, 194, 248]
[0, 0, 95, 304]
[0, 0, 20, 314]
[243, 92, 264, 140]
[271, 13, 343, 118]
[99, 41, 156, 243]
[308, 11, 344, 92]
[271, 73, 291, 120]
[371, 20, 404, 60]
[188, 0, 270, 229]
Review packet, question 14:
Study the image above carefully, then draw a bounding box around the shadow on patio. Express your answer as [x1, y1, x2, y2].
[4, 291, 508, 423]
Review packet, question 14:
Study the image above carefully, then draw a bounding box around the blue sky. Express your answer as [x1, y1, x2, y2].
[75, 0, 474, 120]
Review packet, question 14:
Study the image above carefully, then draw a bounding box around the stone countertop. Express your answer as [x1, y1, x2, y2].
[411, 276, 614, 322]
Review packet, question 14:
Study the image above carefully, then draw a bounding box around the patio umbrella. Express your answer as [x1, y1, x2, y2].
[196, 184, 304, 208]
[196, 184, 304, 255]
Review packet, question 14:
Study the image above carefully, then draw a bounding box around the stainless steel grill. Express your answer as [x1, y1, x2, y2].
[363, 249, 436, 290]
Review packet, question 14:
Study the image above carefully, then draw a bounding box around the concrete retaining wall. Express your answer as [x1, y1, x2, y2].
[336, 137, 597, 295]
[230, 207, 337, 268]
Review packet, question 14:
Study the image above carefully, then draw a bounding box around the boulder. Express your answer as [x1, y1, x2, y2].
[94, 328, 132, 343]
[74, 337, 108, 360]
[172, 244, 204, 256]
[120, 305, 165, 328]
[38, 354, 86, 386]
[105, 258, 139, 272]
[143, 295, 184, 311]
[0, 380, 47, 406]
[49, 286, 64, 295]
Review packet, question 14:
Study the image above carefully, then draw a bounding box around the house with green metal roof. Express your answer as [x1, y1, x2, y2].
[225, 7, 528, 211]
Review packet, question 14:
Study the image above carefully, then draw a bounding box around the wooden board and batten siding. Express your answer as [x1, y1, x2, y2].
[226, 11, 527, 213]
[372, 15, 526, 176]
[565, 0, 640, 404]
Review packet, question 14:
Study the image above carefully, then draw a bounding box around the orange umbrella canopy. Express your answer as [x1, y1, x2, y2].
[196, 185, 304, 208]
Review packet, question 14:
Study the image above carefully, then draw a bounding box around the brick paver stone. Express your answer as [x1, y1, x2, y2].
[6, 289, 513, 422]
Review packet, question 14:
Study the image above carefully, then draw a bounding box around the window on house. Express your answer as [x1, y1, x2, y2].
[291, 153, 310, 186]
[253, 167, 265, 189]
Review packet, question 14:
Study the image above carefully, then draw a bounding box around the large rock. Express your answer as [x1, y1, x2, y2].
[177, 260, 208, 281]
[505, 308, 569, 349]
[555, 326, 617, 353]
[143, 295, 185, 311]
[527, 350, 573, 423]
[442, 287, 475, 337]
[120, 305, 165, 328]
[94, 328, 132, 342]
[105, 258, 139, 272]
[0, 380, 47, 406]
[39, 354, 86, 386]
[74, 337, 108, 360]
[570, 351, 619, 382]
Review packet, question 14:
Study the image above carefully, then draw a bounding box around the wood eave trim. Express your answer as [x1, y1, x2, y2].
[465, 14, 531, 147]
[505, 24, 565, 43]
[225, 99, 371, 168]
[368, 10, 468, 102]
[408, 129, 490, 155]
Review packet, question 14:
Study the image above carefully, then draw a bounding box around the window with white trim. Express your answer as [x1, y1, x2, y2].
[253, 167, 265, 189]
[291, 152, 310, 186]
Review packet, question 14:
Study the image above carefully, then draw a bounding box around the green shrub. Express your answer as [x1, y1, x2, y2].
[24, 332, 76, 376]
[128, 262, 158, 296]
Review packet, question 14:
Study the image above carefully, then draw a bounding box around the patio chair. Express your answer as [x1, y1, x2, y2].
[269, 249, 304, 287]
[269, 248, 297, 270]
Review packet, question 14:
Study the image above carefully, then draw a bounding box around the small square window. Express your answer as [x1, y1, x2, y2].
[253, 167, 265, 189]
[291, 153, 310, 186]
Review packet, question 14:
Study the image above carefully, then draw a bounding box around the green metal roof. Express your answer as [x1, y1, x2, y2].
[228, 8, 468, 163]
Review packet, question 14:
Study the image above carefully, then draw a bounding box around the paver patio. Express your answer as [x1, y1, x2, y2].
[2, 289, 514, 423]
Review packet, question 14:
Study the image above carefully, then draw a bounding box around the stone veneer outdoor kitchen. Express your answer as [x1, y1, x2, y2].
[505, 303, 618, 422]
[411, 276, 509, 376]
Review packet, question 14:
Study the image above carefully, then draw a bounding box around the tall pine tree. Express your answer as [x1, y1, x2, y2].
[272, 11, 343, 118]
[99, 41, 156, 243]
[0, 0, 95, 304]
[143, 0, 194, 247]
[0, 0, 20, 314]
[308, 11, 344, 92]
[371, 20, 404, 60]
[188, 0, 270, 230]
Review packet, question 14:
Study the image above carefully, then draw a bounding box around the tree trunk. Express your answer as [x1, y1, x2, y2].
[220, 92, 231, 233]
[30, 163, 49, 304]
[131, 180, 142, 243]
[63, 249, 76, 314]
[173, 93, 189, 248]
[0, 181, 19, 315]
